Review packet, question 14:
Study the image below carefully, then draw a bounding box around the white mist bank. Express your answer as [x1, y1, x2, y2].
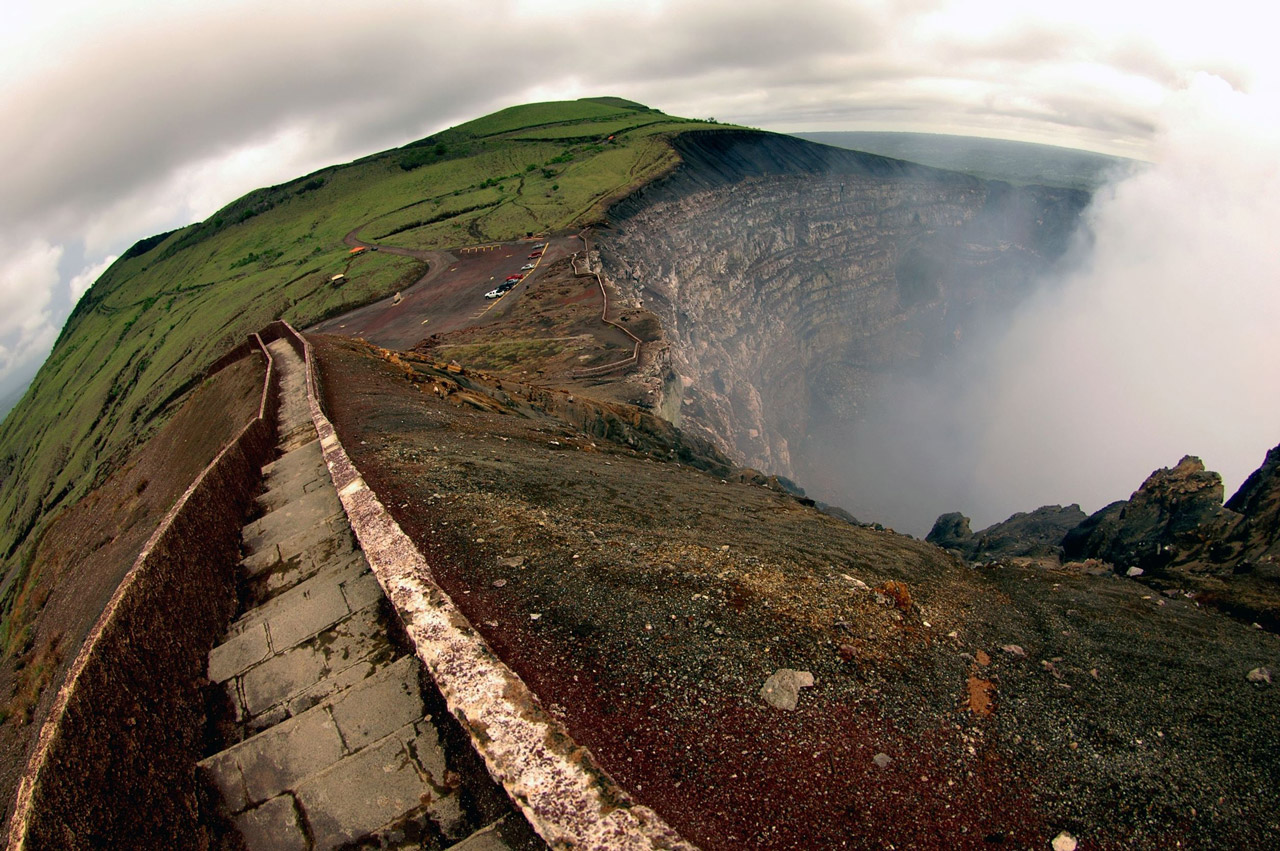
[830, 74, 1280, 535]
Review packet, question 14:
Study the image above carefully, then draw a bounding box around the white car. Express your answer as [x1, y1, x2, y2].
[485, 289, 501, 299]
[521, 263, 535, 270]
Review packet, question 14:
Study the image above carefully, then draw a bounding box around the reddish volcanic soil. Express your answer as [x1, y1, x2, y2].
[0, 355, 264, 834]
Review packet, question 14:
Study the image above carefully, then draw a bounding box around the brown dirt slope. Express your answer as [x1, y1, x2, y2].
[314, 335, 1280, 851]
[0, 354, 264, 834]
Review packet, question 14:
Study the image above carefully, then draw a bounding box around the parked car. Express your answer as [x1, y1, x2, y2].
[521, 263, 535, 270]
[528, 251, 542, 259]
[485, 289, 502, 299]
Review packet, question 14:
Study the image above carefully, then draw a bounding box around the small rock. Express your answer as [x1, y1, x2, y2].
[499, 556, 525, 568]
[760, 669, 815, 711]
[491, 579, 507, 588]
[1001, 644, 1027, 658]
[1247, 666, 1272, 684]
[1126, 566, 1144, 577]
[1051, 831, 1078, 851]
[872, 752, 892, 768]
[840, 574, 870, 591]
[837, 643, 856, 661]
[720, 545, 730, 552]
[529, 613, 542, 621]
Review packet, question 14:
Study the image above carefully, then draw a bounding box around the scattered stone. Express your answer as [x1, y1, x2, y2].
[1247, 666, 1272, 684]
[720, 545, 730, 552]
[1126, 566, 1144, 577]
[498, 556, 524, 568]
[837, 644, 856, 661]
[872, 753, 892, 769]
[529, 613, 542, 621]
[1051, 831, 1078, 851]
[975, 649, 991, 666]
[840, 574, 870, 591]
[966, 676, 995, 716]
[491, 579, 507, 588]
[760, 669, 814, 711]
[1001, 644, 1027, 658]
[875, 580, 913, 610]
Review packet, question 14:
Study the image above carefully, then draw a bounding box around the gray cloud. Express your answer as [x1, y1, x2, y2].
[0, 0, 1264, 405]
[821, 74, 1280, 534]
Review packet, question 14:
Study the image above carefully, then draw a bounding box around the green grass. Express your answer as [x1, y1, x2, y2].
[0, 97, 740, 653]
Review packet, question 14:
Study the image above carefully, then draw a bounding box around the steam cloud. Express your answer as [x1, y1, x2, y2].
[827, 73, 1280, 535]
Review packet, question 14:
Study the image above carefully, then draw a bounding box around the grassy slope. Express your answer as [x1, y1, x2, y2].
[0, 98, 733, 656]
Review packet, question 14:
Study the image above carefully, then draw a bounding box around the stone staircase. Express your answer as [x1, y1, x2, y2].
[199, 340, 542, 851]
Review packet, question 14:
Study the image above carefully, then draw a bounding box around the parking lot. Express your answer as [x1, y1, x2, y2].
[309, 237, 575, 351]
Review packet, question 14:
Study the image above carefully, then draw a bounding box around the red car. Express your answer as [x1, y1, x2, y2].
[528, 251, 542, 259]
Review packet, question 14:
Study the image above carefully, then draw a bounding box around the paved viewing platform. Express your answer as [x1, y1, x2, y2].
[199, 339, 541, 850]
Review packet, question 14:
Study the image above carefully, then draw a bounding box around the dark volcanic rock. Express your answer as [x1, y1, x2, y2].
[1062, 456, 1244, 574]
[1224, 442, 1280, 572]
[929, 505, 1085, 561]
[972, 504, 1087, 559]
[926, 512, 973, 552]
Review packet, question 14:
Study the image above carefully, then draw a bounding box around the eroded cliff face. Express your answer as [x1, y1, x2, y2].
[599, 131, 1088, 498]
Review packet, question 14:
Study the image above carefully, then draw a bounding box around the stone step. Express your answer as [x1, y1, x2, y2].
[210, 558, 381, 684]
[229, 603, 396, 723]
[241, 486, 344, 554]
[245, 546, 367, 608]
[201, 656, 428, 808]
[240, 514, 356, 574]
[226, 556, 377, 640]
[202, 656, 474, 850]
[202, 337, 544, 851]
[260, 437, 323, 481]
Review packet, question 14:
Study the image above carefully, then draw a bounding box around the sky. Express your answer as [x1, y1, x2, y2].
[2, 0, 1278, 521]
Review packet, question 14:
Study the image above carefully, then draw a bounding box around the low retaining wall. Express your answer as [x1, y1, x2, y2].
[286, 323, 697, 851]
[7, 334, 280, 849]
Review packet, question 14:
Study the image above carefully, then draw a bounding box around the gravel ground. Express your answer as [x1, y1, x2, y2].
[315, 334, 1280, 851]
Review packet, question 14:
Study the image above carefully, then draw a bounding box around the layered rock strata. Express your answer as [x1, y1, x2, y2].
[600, 131, 1087, 492]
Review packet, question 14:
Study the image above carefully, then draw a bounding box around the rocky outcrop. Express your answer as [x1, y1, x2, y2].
[1062, 456, 1245, 574]
[600, 130, 1088, 494]
[1225, 443, 1280, 573]
[928, 505, 1086, 561]
[1058, 445, 1280, 580]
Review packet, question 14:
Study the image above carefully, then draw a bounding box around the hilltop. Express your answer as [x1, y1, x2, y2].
[0, 98, 730, 676]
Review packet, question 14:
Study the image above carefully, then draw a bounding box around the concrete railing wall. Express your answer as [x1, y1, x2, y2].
[7, 333, 281, 850]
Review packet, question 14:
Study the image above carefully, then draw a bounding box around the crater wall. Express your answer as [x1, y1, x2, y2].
[600, 131, 1088, 502]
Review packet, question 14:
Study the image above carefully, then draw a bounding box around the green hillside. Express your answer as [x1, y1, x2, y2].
[0, 98, 732, 657]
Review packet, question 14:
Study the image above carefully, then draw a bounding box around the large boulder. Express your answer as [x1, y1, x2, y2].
[926, 512, 973, 553]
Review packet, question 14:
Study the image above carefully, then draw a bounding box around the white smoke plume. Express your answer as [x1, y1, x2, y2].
[832, 73, 1280, 534]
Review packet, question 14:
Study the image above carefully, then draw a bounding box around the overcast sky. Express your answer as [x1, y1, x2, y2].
[2, 0, 1277, 424]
